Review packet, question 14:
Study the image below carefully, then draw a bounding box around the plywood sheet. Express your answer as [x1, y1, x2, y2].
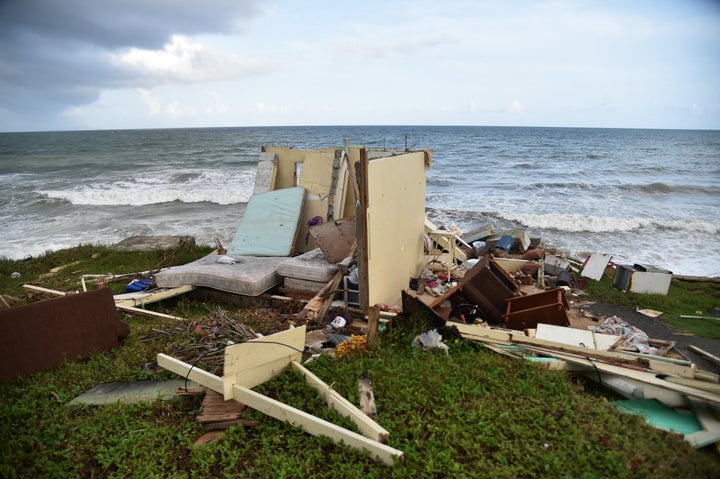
[365, 151, 427, 307]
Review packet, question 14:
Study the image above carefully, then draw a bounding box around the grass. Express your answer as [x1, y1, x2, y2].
[1, 245, 719, 478]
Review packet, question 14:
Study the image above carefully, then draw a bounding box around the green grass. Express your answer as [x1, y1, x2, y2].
[1, 246, 719, 478]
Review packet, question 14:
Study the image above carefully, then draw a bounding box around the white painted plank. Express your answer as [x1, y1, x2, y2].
[156, 353, 223, 394]
[291, 361, 390, 443]
[232, 385, 403, 465]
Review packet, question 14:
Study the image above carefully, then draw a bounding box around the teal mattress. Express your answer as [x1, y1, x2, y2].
[228, 186, 306, 256]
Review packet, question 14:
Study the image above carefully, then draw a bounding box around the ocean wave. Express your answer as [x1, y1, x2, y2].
[495, 212, 719, 234]
[618, 182, 718, 195]
[41, 187, 251, 206]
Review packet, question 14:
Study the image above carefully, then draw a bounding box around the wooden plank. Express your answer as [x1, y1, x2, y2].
[156, 353, 223, 394]
[290, 361, 389, 443]
[595, 372, 688, 407]
[533, 348, 720, 404]
[366, 306, 379, 351]
[689, 345, 720, 367]
[22, 284, 72, 296]
[455, 322, 702, 379]
[222, 326, 304, 399]
[114, 284, 195, 307]
[232, 384, 403, 465]
[115, 303, 188, 321]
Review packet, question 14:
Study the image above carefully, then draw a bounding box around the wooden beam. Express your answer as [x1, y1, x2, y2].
[116, 304, 188, 321]
[22, 284, 73, 296]
[689, 345, 720, 367]
[358, 147, 369, 310]
[232, 384, 403, 465]
[290, 361, 389, 443]
[113, 284, 195, 307]
[366, 306, 379, 351]
[156, 353, 223, 394]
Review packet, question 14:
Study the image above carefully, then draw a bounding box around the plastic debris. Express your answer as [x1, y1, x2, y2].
[412, 329, 449, 353]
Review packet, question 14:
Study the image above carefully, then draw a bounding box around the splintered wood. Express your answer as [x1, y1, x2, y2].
[194, 389, 258, 430]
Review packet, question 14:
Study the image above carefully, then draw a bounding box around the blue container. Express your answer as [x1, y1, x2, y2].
[495, 235, 514, 253]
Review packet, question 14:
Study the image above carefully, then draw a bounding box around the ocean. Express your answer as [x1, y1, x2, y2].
[1, 126, 718, 277]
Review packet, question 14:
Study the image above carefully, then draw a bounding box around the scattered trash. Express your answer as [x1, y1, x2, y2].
[10, 272, 20, 279]
[590, 315, 657, 354]
[124, 278, 154, 293]
[330, 315, 347, 330]
[412, 329, 449, 353]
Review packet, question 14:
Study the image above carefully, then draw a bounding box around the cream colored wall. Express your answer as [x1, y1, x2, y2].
[365, 151, 428, 307]
[263, 146, 352, 253]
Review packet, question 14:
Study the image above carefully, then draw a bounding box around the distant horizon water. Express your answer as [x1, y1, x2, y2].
[1, 125, 718, 277]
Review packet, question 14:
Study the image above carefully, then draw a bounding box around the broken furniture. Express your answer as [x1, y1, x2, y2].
[156, 326, 403, 465]
[503, 287, 570, 330]
[0, 287, 130, 383]
[424, 229, 458, 278]
[613, 263, 673, 295]
[155, 186, 306, 296]
[430, 255, 521, 325]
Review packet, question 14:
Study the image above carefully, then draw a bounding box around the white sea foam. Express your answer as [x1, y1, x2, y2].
[39, 169, 255, 206]
[42, 187, 251, 206]
[496, 212, 719, 234]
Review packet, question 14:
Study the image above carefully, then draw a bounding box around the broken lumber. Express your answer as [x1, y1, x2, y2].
[689, 345, 720, 367]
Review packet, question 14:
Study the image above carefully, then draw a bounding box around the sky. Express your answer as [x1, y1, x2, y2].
[0, 0, 719, 132]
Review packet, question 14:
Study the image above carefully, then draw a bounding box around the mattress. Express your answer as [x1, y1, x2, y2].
[227, 186, 305, 256]
[277, 248, 338, 282]
[155, 253, 285, 296]
[283, 277, 328, 293]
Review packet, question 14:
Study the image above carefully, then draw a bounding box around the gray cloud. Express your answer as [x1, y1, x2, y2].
[0, 0, 265, 116]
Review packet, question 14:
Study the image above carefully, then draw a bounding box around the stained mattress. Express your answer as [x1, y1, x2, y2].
[277, 248, 338, 283]
[227, 186, 305, 256]
[155, 253, 285, 296]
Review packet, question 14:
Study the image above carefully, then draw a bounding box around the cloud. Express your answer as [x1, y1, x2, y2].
[115, 35, 272, 83]
[0, 0, 267, 115]
[138, 89, 162, 115]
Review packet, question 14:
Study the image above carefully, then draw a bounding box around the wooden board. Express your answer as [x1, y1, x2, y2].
[223, 326, 305, 399]
[232, 384, 403, 465]
[291, 361, 389, 443]
[580, 253, 612, 281]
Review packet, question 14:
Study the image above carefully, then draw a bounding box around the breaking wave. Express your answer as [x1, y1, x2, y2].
[495, 212, 719, 234]
[41, 186, 251, 206]
[39, 169, 255, 206]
